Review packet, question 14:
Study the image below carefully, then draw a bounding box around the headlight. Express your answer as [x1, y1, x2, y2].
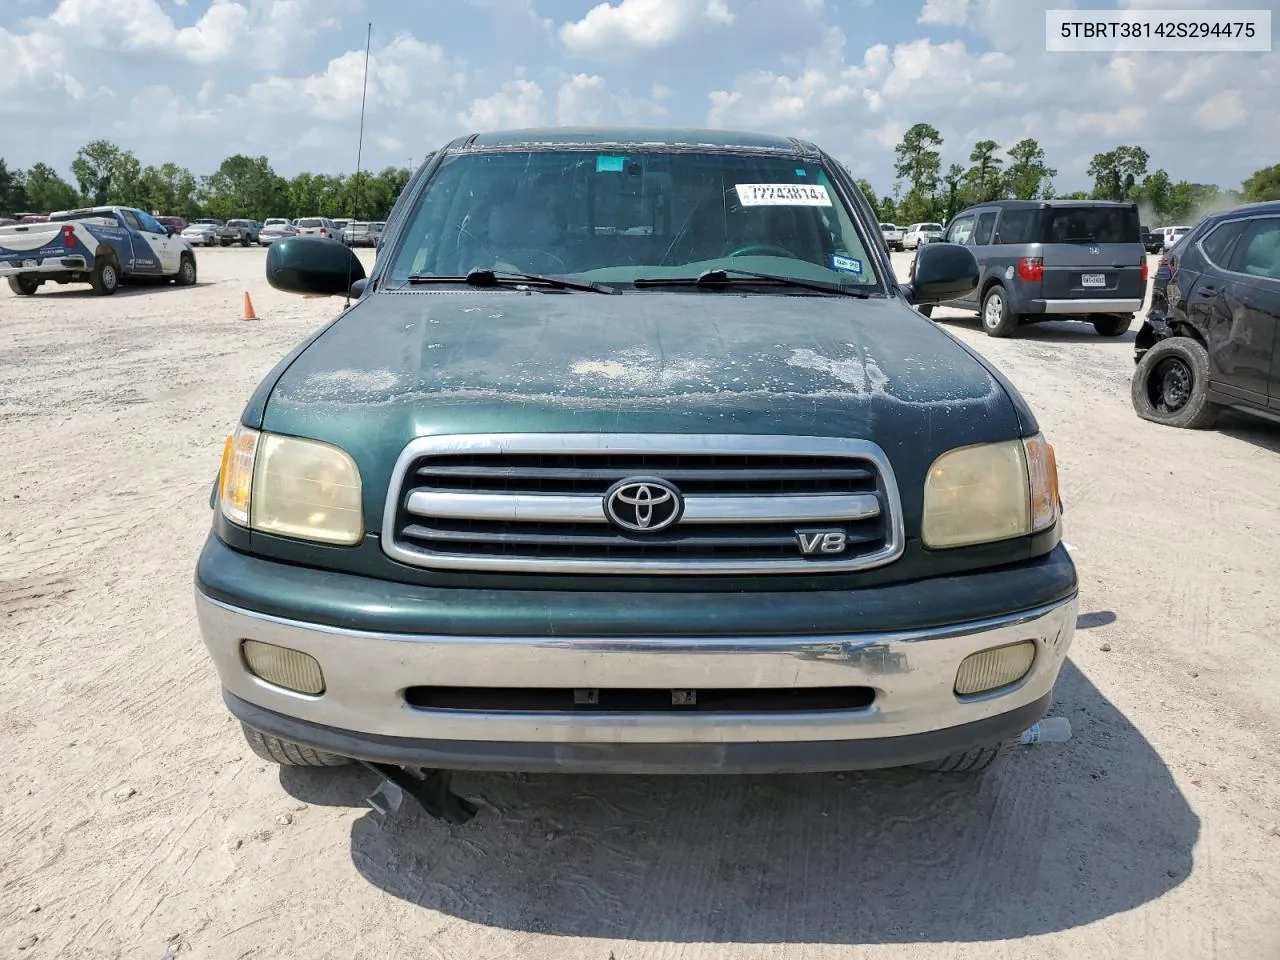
[922, 434, 1060, 549]
[217, 425, 364, 545]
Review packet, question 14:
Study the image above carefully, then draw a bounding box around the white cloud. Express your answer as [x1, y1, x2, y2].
[918, 0, 969, 26]
[1193, 90, 1247, 132]
[459, 79, 547, 130]
[560, 0, 735, 58]
[0, 26, 83, 104]
[555, 73, 669, 124]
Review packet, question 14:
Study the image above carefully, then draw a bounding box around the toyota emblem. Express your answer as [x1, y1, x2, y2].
[604, 477, 683, 533]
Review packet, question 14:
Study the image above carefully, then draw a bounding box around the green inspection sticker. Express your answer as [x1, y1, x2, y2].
[596, 155, 625, 173]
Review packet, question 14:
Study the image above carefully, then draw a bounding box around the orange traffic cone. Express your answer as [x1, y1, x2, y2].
[242, 291, 257, 321]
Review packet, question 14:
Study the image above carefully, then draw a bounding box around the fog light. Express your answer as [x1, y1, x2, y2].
[954, 641, 1036, 696]
[241, 640, 325, 695]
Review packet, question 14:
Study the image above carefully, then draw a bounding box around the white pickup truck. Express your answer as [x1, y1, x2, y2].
[0, 205, 198, 296]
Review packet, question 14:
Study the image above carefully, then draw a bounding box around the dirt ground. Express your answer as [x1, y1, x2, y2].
[2, 246, 1278, 960]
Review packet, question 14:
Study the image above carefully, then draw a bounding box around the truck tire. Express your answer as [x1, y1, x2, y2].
[913, 742, 1005, 773]
[240, 234, 250, 247]
[240, 723, 351, 767]
[90, 256, 120, 296]
[1093, 314, 1131, 337]
[174, 254, 197, 286]
[980, 285, 1019, 337]
[220, 239, 230, 247]
[8, 275, 39, 296]
[1131, 337, 1218, 429]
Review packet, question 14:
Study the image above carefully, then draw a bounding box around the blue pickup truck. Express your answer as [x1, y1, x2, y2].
[0, 205, 198, 296]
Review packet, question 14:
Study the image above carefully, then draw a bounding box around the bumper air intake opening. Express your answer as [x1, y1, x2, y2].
[404, 685, 876, 714]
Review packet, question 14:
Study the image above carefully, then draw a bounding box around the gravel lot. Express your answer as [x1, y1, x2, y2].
[2, 246, 1278, 960]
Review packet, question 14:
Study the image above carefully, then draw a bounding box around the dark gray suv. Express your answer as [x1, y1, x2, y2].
[921, 200, 1148, 337]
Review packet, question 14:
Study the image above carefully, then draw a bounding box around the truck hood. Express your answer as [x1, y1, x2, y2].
[262, 289, 1023, 522]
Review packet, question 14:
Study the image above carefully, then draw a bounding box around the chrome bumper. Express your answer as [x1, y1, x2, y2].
[196, 590, 1077, 748]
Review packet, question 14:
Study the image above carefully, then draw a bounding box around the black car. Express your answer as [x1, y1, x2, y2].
[1140, 225, 1163, 254]
[1132, 201, 1280, 428]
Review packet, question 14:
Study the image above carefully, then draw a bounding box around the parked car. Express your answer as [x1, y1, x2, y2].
[332, 218, 354, 236]
[903, 222, 944, 249]
[1158, 225, 1191, 251]
[1140, 224, 1163, 254]
[195, 126, 1078, 822]
[218, 219, 260, 247]
[156, 215, 187, 235]
[259, 219, 297, 245]
[923, 199, 1147, 337]
[20, 214, 49, 224]
[879, 222, 904, 252]
[294, 216, 341, 240]
[0, 218, 15, 227]
[183, 218, 223, 247]
[342, 221, 384, 247]
[1, 205, 197, 295]
[1132, 201, 1280, 429]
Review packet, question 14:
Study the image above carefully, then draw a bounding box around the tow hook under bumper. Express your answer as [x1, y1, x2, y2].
[358, 761, 478, 825]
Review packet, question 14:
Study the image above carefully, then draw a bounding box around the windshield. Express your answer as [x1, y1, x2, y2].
[264, 219, 288, 227]
[922, 223, 943, 232]
[385, 148, 881, 289]
[1046, 206, 1139, 243]
[297, 218, 322, 227]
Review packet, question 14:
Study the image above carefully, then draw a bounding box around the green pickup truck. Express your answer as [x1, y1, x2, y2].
[195, 128, 1077, 822]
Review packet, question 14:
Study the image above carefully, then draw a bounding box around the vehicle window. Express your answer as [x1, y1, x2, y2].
[994, 209, 1034, 244]
[387, 149, 881, 288]
[119, 209, 143, 231]
[136, 211, 166, 234]
[972, 212, 997, 245]
[1199, 220, 1247, 268]
[297, 218, 322, 227]
[945, 216, 975, 245]
[1227, 218, 1280, 280]
[924, 223, 943, 231]
[1046, 205, 1139, 243]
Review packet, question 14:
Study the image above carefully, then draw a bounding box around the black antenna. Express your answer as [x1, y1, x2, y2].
[345, 21, 373, 309]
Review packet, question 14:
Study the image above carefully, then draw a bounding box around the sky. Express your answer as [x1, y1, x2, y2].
[1, 0, 1277, 196]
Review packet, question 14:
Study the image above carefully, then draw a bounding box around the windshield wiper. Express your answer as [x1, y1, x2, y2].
[406, 268, 616, 294]
[633, 268, 869, 297]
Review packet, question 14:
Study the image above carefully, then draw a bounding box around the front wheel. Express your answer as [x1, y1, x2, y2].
[981, 285, 1018, 337]
[1093, 314, 1132, 337]
[90, 257, 120, 296]
[240, 723, 351, 767]
[1131, 337, 1218, 429]
[240, 235, 250, 247]
[8, 275, 39, 296]
[174, 255, 197, 286]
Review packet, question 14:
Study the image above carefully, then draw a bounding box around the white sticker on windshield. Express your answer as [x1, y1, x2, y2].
[830, 253, 863, 274]
[735, 183, 832, 207]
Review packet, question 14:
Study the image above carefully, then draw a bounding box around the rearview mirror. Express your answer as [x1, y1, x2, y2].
[265, 235, 366, 296]
[903, 242, 979, 305]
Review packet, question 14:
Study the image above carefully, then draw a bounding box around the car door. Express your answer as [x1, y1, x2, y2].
[1183, 216, 1278, 404]
[942, 214, 977, 305]
[136, 210, 181, 274]
[118, 208, 164, 275]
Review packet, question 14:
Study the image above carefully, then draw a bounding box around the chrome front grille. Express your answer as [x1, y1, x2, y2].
[381, 434, 905, 574]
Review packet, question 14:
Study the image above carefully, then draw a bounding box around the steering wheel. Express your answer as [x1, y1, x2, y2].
[726, 243, 796, 259]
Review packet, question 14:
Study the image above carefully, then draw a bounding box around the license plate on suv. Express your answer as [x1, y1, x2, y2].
[1081, 273, 1106, 287]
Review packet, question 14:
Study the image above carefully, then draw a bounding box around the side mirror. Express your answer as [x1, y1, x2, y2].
[266, 235, 366, 296]
[903, 242, 979, 305]
[351, 277, 369, 298]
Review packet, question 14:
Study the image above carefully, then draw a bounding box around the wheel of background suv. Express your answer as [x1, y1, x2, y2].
[913, 742, 1005, 773]
[1131, 337, 1218, 429]
[240, 723, 351, 767]
[174, 254, 197, 286]
[1093, 314, 1131, 337]
[90, 256, 119, 296]
[220, 239, 230, 247]
[980, 285, 1018, 337]
[240, 235, 251, 247]
[8, 275, 39, 296]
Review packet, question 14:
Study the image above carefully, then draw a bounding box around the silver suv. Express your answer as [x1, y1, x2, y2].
[924, 200, 1147, 337]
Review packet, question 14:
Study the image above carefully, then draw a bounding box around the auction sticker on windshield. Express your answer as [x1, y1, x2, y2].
[736, 184, 832, 206]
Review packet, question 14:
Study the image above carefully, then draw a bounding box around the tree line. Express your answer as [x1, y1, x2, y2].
[0, 139, 425, 222]
[4, 132, 1279, 228]
[857, 122, 1280, 227]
